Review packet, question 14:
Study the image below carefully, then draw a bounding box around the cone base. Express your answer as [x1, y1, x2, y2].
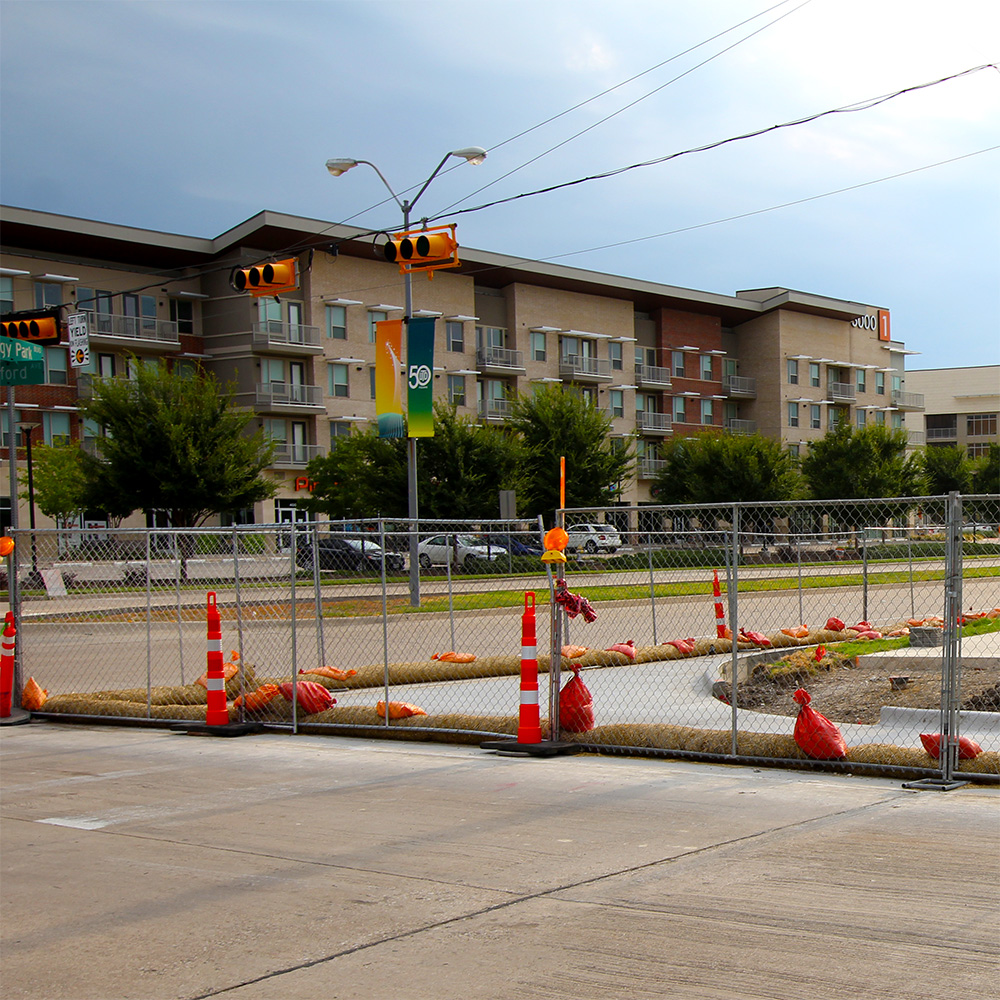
[480, 739, 583, 757]
[171, 722, 263, 738]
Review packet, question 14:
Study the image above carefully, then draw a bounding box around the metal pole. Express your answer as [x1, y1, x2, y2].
[908, 533, 915, 619]
[939, 492, 964, 783]
[728, 505, 740, 756]
[401, 201, 423, 609]
[310, 521, 324, 667]
[446, 532, 455, 650]
[647, 540, 658, 645]
[7, 389, 22, 703]
[232, 526, 245, 720]
[862, 535, 869, 623]
[145, 530, 152, 720]
[796, 535, 803, 625]
[290, 521, 298, 733]
[174, 531, 185, 685]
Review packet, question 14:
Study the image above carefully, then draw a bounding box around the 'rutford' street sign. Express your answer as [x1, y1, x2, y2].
[0, 338, 45, 385]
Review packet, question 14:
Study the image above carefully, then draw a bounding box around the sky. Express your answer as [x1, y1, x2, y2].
[1, 0, 998, 371]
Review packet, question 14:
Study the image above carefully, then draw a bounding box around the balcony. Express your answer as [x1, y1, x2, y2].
[84, 312, 180, 349]
[478, 397, 511, 421]
[252, 320, 322, 354]
[476, 347, 525, 374]
[892, 389, 925, 411]
[254, 382, 325, 413]
[926, 425, 958, 441]
[827, 381, 856, 403]
[907, 430, 926, 447]
[271, 443, 323, 468]
[635, 364, 672, 389]
[723, 374, 757, 398]
[559, 354, 611, 382]
[638, 457, 666, 479]
[725, 418, 757, 435]
[636, 410, 672, 435]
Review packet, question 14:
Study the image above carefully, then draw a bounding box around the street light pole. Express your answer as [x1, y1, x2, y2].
[326, 147, 486, 606]
[16, 421, 42, 590]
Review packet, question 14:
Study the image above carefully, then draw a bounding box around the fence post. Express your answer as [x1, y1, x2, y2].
[647, 541, 658, 646]
[145, 530, 152, 720]
[862, 534, 869, 624]
[290, 522, 298, 733]
[727, 504, 740, 756]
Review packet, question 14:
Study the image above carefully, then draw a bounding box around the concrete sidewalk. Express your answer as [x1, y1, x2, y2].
[2, 722, 997, 1000]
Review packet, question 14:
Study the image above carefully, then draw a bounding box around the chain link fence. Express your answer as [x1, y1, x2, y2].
[8, 494, 999, 781]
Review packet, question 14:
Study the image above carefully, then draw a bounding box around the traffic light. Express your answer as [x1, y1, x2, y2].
[0, 309, 62, 344]
[382, 224, 460, 275]
[232, 258, 298, 296]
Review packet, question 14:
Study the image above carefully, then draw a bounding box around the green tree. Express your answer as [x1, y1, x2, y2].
[971, 442, 999, 495]
[80, 358, 275, 528]
[22, 442, 89, 526]
[921, 445, 973, 495]
[506, 385, 633, 522]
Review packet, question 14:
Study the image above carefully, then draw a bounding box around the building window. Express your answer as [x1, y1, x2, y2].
[787, 359, 799, 384]
[700, 354, 713, 381]
[34, 281, 63, 310]
[43, 412, 71, 445]
[829, 408, 842, 431]
[328, 363, 349, 398]
[530, 330, 546, 362]
[447, 374, 466, 406]
[857, 408, 866, 428]
[701, 399, 713, 425]
[673, 396, 686, 423]
[446, 321, 464, 352]
[856, 368, 866, 393]
[264, 418, 286, 446]
[330, 421, 352, 446]
[810, 405, 821, 429]
[892, 375, 902, 394]
[787, 402, 799, 428]
[875, 409, 885, 425]
[968, 442, 990, 459]
[610, 389, 624, 418]
[171, 298, 195, 335]
[609, 341, 622, 371]
[0, 276, 13, 315]
[369, 367, 376, 399]
[672, 350, 685, 378]
[967, 414, 997, 437]
[44, 346, 68, 384]
[368, 310, 387, 344]
[809, 362, 820, 388]
[876, 371, 885, 395]
[892, 412, 903, 429]
[326, 305, 347, 340]
[788, 444, 800, 459]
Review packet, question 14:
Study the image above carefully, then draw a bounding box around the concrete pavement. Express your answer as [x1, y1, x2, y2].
[1, 722, 997, 1000]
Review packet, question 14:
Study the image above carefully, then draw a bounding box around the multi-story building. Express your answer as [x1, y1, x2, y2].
[906, 366, 999, 459]
[0, 205, 926, 529]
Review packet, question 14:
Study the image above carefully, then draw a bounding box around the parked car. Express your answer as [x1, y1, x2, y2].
[484, 533, 544, 556]
[565, 523, 622, 554]
[297, 535, 405, 573]
[417, 534, 505, 569]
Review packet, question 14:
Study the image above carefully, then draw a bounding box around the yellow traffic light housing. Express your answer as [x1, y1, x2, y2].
[382, 224, 460, 275]
[0, 309, 62, 345]
[233, 258, 298, 296]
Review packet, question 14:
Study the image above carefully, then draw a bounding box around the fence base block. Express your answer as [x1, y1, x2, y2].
[0, 708, 32, 727]
[171, 722, 264, 738]
[901, 777, 970, 792]
[480, 738, 583, 758]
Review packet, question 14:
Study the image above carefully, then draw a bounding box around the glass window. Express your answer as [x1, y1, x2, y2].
[700, 354, 713, 380]
[369, 367, 376, 399]
[170, 298, 194, 335]
[264, 418, 287, 444]
[330, 421, 352, 447]
[967, 414, 998, 436]
[446, 321, 464, 352]
[257, 297, 281, 326]
[788, 444, 799, 459]
[672, 350, 685, 378]
[609, 341, 622, 371]
[810, 405, 821, 429]
[368, 310, 387, 344]
[892, 375, 902, 394]
[857, 408, 866, 428]
[44, 347, 68, 384]
[701, 399, 713, 425]
[610, 389, 624, 418]
[141, 294, 157, 332]
[0, 276, 13, 315]
[787, 359, 798, 384]
[875, 409, 885, 425]
[326, 305, 346, 340]
[44, 411, 71, 445]
[673, 395, 686, 422]
[34, 281, 63, 309]
[787, 402, 799, 428]
[262, 358, 284, 384]
[829, 408, 841, 431]
[809, 362, 820, 387]
[856, 368, 866, 393]
[875, 371, 885, 395]
[328, 363, 349, 398]
[447, 374, 466, 406]
[891, 412, 903, 429]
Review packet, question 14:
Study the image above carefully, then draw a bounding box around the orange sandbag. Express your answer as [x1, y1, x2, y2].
[196, 661, 239, 689]
[814, 644, 826, 661]
[21, 676, 47, 711]
[278, 680, 335, 715]
[377, 700, 427, 719]
[919, 733, 982, 760]
[792, 688, 846, 759]
[233, 683, 280, 712]
[825, 617, 846, 632]
[561, 645, 589, 659]
[907, 618, 926, 627]
[853, 630, 882, 640]
[605, 640, 636, 660]
[739, 629, 771, 648]
[559, 665, 595, 733]
[781, 625, 809, 638]
[664, 637, 696, 654]
[431, 651, 477, 663]
[300, 666, 357, 681]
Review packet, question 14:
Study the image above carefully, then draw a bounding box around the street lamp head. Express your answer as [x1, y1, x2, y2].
[450, 146, 487, 165]
[325, 158, 359, 177]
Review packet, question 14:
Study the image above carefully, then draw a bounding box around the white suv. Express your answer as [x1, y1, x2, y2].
[565, 523, 622, 554]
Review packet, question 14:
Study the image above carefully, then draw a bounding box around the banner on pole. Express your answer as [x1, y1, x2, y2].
[406, 316, 435, 438]
[375, 319, 404, 438]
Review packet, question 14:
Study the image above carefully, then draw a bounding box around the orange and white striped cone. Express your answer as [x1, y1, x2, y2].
[204, 592, 229, 727]
[0, 612, 15, 717]
[713, 570, 728, 639]
[517, 591, 543, 744]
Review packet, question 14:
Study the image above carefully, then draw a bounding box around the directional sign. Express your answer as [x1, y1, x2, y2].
[0, 338, 45, 385]
[67, 312, 90, 368]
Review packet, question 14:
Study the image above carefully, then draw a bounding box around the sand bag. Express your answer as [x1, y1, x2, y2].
[792, 688, 846, 759]
[559, 664, 595, 734]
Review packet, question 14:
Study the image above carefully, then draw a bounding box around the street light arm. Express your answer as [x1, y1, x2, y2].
[409, 152, 455, 213]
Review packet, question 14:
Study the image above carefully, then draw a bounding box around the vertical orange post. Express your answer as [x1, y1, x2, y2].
[205, 592, 229, 726]
[559, 456, 565, 513]
[0, 612, 15, 718]
[517, 592, 543, 744]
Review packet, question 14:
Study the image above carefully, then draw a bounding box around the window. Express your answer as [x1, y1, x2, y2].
[609, 341, 622, 371]
[446, 321, 464, 352]
[610, 389, 624, 418]
[673, 395, 686, 423]
[262, 358, 285, 385]
[369, 367, 376, 399]
[967, 413, 998, 436]
[809, 363, 820, 388]
[876, 371, 885, 395]
[700, 354, 713, 380]
[98, 353, 115, 378]
[875, 409, 885, 425]
[891, 412, 903, 429]
[264, 418, 287, 445]
[170, 298, 194, 335]
[257, 297, 281, 326]
[447, 374, 466, 406]
[829, 408, 841, 431]
[968, 442, 990, 459]
[672, 350, 685, 378]
[44, 412, 71, 445]
[0, 276, 13, 315]
[787, 359, 799, 384]
[44, 347, 67, 384]
[788, 444, 800, 459]
[82, 417, 101, 446]
[530, 330, 546, 362]
[892, 375, 902, 394]
[368, 310, 387, 344]
[328, 363, 349, 398]
[857, 408, 866, 428]
[326, 305, 347, 340]
[701, 399, 713, 425]
[330, 421, 352, 446]
[856, 368, 866, 393]
[34, 281, 63, 309]
[810, 405, 821, 429]
[787, 402, 799, 428]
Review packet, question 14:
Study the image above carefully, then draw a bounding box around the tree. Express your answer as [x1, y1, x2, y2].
[505, 385, 633, 523]
[971, 442, 999, 495]
[79, 359, 275, 528]
[23, 442, 89, 527]
[921, 445, 973, 496]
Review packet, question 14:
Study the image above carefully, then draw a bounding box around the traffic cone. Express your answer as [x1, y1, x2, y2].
[712, 570, 728, 639]
[0, 612, 15, 717]
[517, 592, 543, 744]
[204, 592, 229, 727]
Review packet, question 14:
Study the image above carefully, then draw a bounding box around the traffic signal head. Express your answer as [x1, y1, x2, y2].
[0, 311, 61, 344]
[233, 258, 298, 296]
[382, 225, 460, 274]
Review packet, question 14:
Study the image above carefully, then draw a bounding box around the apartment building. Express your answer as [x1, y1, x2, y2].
[0, 205, 924, 528]
[906, 366, 999, 458]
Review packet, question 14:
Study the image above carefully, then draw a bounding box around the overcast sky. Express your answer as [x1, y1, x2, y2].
[1, 0, 997, 370]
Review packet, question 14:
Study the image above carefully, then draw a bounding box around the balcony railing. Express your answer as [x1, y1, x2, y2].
[638, 458, 666, 479]
[559, 355, 611, 381]
[252, 320, 322, 352]
[926, 426, 958, 440]
[723, 374, 757, 398]
[635, 364, 672, 388]
[476, 347, 524, 371]
[907, 430, 926, 447]
[255, 383, 324, 409]
[636, 410, 672, 434]
[83, 311, 180, 345]
[827, 381, 856, 402]
[891, 389, 925, 410]
[270, 443, 323, 467]
[478, 398, 511, 420]
[725, 418, 757, 435]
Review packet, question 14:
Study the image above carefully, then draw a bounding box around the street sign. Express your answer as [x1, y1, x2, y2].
[67, 312, 90, 368]
[0, 338, 45, 385]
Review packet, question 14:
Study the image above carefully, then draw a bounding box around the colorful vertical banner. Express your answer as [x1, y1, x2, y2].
[406, 316, 436, 438]
[375, 319, 404, 438]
